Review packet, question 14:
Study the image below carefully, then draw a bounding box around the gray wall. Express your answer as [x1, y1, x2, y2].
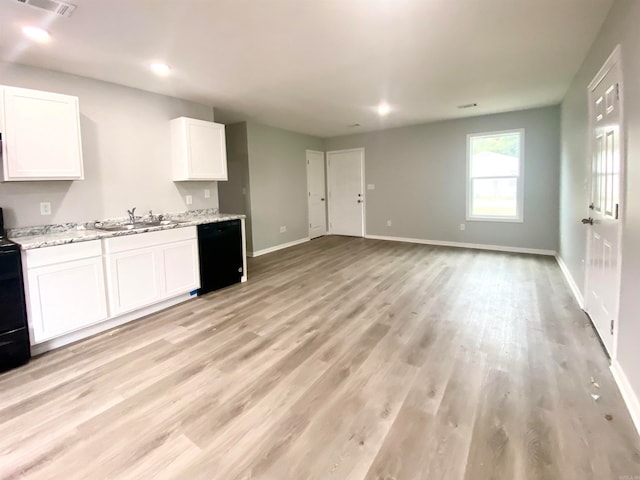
[324, 106, 560, 251]
[559, 0, 640, 414]
[0, 62, 219, 228]
[246, 122, 323, 253]
[218, 122, 252, 249]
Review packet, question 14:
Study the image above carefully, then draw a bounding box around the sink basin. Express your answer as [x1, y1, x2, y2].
[93, 219, 184, 231]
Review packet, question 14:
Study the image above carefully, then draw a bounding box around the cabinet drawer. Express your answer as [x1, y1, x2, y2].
[25, 240, 102, 268]
[102, 226, 196, 254]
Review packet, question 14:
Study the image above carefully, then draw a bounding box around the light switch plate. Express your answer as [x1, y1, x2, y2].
[185, 195, 193, 205]
[367, 184, 375, 190]
[204, 189, 210, 199]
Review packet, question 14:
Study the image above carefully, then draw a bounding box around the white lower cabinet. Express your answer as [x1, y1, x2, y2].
[23, 227, 200, 349]
[105, 247, 162, 316]
[103, 227, 200, 317]
[23, 241, 107, 343]
[161, 239, 200, 298]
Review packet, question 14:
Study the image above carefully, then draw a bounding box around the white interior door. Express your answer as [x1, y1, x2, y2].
[327, 148, 365, 237]
[585, 51, 623, 357]
[306, 150, 327, 239]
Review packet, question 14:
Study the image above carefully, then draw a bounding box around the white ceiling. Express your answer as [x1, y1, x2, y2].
[0, 0, 613, 137]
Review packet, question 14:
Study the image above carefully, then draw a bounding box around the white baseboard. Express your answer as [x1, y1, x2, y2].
[555, 254, 585, 309]
[611, 360, 640, 437]
[31, 293, 194, 356]
[248, 237, 310, 257]
[364, 234, 556, 256]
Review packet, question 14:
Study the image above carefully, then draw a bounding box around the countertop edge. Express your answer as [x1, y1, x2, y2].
[11, 214, 246, 250]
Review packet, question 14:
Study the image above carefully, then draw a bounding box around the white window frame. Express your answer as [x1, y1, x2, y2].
[466, 128, 525, 223]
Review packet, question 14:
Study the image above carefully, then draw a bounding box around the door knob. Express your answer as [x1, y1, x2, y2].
[321, 198, 325, 201]
[581, 217, 594, 225]
[589, 203, 594, 210]
[357, 199, 363, 203]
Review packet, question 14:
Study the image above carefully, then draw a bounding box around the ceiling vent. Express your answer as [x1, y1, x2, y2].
[15, 0, 77, 18]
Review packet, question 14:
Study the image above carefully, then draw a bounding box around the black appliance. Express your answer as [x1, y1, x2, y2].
[0, 207, 30, 373]
[197, 220, 243, 295]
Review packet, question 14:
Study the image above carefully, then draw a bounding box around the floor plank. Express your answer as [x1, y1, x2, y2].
[1, 236, 639, 479]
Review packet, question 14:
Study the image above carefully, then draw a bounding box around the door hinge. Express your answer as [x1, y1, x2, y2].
[310, 223, 312, 228]
[616, 83, 620, 101]
[615, 203, 619, 220]
[611, 319, 615, 335]
[308, 192, 311, 197]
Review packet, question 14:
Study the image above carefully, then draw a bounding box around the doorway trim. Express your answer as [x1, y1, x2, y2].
[326, 147, 366, 237]
[306, 149, 327, 239]
[584, 44, 625, 360]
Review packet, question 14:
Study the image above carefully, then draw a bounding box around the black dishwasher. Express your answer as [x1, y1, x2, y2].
[197, 220, 243, 295]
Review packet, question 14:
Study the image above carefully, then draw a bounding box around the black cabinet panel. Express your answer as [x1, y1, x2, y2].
[0, 329, 30, 372]
[0, 248, 30, 373]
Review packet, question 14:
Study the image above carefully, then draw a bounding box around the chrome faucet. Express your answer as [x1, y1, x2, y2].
[127, 207, 136, 224]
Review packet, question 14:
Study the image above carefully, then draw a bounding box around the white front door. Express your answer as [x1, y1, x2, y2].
[306, 150, 327, 239]
[585, 50, 623, 356]
[327, 148, 365, 237]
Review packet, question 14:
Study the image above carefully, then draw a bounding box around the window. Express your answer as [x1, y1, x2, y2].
[466, 129, 524, 222]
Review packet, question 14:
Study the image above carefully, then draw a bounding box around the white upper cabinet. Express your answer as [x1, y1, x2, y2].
[170, 117, 227, 181]
[0, 85, 84, 181]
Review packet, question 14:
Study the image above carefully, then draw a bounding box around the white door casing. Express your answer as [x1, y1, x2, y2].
[306, 150, 327, 239]
[584, 45, 624, 358]
[327, 148, 365, 237]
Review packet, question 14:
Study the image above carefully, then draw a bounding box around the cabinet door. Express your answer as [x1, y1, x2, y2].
[27, 257, 107, 343]
[186, 119, 227, 180]
[106, 247, 161, 316]
[160, 239, 200, 297]
[172, 117, 227, 181]
[2, 86, 83, 180]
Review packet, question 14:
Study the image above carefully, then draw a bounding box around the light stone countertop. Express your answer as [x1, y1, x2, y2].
[9, 210, 245, 250]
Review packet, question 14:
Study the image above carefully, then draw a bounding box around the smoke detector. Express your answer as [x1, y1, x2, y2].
[15, 0, 77, 18]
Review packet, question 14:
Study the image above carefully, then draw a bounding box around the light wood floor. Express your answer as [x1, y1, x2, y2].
[1, 236, 639, 479]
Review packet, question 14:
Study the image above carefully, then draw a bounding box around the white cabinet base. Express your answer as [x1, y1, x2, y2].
[23, 241, 107, 345]
[30, 292, 194, 356]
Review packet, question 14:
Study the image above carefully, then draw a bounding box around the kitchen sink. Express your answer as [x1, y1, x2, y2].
[93, 219, 189, 231]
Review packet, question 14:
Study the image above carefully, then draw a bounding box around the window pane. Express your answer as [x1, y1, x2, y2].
[471, 133, 520, 177]
[471, 178, 518, 217]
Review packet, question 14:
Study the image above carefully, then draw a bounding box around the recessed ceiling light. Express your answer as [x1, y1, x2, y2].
[22, 26, 51, 43]
[377, 103, 391, 116]
[150, 62, 171, 76]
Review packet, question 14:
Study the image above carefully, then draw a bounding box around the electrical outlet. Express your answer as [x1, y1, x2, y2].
[204, 189, 210, 199]
[460, 223, 465, 231]
[387, 220, 392, 227]
[280, 226, 287, 233]
[40, 202, 51, 216]
[185, 195, 193, 205]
